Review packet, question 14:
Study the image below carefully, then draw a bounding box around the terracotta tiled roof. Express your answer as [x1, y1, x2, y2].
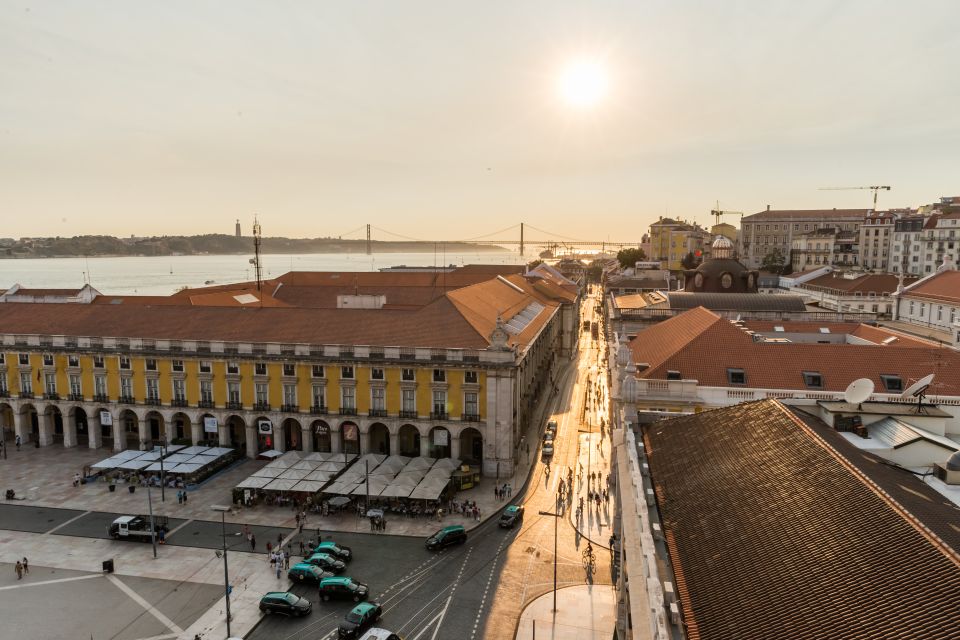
[629, 307, 960, 394]
[644, 400, 960, 640]
[800, 272, 910, 294]
[10, 288, 83, 296]
[743, 208, 869, 221]
[739, 321, 935, 347]
[446, 275, 562, 348]
[902, 269, 960, 304]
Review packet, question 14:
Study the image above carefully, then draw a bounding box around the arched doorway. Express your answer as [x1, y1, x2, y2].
[0, 403, 13, 445]
[95, 407, 114, 448]
[69, 406, 89, 446]
[226, 415, 246, 449]
[428, 426, 451, 459]
[19, 404, 39, 444]
[144, 410, 166, 445]
[459, 427, 483, 465]
[368, 423, 390, 455]
[282, 418, 302, 451]
[171, 412, 191, 442]
[254, 416, 274, 452]
[340, 421, 360, 455]
[44, 405, 64, 444]
[312, 420, 331, 452]
[119, 409, 139, 448]
[398, 424, 421, 457]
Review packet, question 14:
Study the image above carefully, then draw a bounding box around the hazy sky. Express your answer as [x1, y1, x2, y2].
[2, 1, 959, 242]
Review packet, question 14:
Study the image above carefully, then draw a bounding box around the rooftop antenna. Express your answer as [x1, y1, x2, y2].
[843, 378, 874, 411]
[249, 215, 263, 292]
[901, 373, 934, 415]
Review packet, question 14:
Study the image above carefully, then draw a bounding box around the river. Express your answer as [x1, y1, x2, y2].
[0, 250, 525, 296]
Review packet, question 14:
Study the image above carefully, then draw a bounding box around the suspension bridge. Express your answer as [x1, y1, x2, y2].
[329, 223, 644, 256]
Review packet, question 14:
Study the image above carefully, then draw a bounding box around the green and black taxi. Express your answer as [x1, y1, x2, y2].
[498, 505, 524, 529]
[425, 525, 467, 550]
[314, 540, 353, 561]
[319, 576, 370, 602]
[305, 552, 347, 574]
[259, 591, 312, 617]
[288, 562, 333, 584]
[338, 601, 383, 639]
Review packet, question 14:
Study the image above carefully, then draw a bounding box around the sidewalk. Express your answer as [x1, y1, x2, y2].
[514, 584, 616, 640]
[570, 430, 616, 548]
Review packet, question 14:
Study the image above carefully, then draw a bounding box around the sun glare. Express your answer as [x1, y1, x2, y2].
[558, 58, 609, 108]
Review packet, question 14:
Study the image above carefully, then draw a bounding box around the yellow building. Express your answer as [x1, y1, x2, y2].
[648, 217, 711, 270]
[0, 268, 578, 477]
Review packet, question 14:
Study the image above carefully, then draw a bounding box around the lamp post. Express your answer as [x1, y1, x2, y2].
[538, 489, 563, 613]
[211, 505, 232, 638]
[147, 479, 157, 559]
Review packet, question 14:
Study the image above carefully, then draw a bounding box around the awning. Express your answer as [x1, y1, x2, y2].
[432, 458, 462, 472]
[91, 457, 122, 469]
[236, 476, 272, 489]
[179, 445, 211, 455]
[379, 484, 413, 498]
[328, 496, 351, 508]
[408, 482, 446, 500]
[279, 468, 310, 481]
[324, 481, 360, 496]
[117, 459, 152, 470]
[169, 463, 202, 474]
[251, 467, 283, 479]
[264, 478, 298, 491]
[112, 450, 143, 460]
[391, 473, 422, 488]
[259, 450, 284, 460]
[291, 480, 327, 493]
[292, 461, 317, 470]
[405, 457, 435, 471]
[306, 470, 334, 482]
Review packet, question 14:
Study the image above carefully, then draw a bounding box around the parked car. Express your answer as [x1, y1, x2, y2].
[288, 562, 332, 585]
[542, 443, 554, 457]
[314, 540, 353, 561]
[305, 552, 347, 574]
[499, 505, 524, 529]
[319, 577, 369, 602]
[259, 591, 312, 617]
[338, 602, 383, 639]
[358, 630, 403, 640]
[546, 420, 557, 433]
[543, 431, 554, 443]
[426, 525, 467, 550]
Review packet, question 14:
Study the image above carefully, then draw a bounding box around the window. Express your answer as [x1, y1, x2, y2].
[43, 353, 54, 366]
[341, 386, 356, 410]
[200, 380, 213, 403]
[402, 368, 415, 381]
[402, 388, 416, 413]
[199, 361, 212, 374]
[0, 353, 4, 365]
[172, 360, 184, 373]
[68, 355, 80, 368]
[119, 356, 131, 370]
[227, 361, 239, 374]
[432, 390, 447, 415]
[19, 372, 32, 395]
[726, 369, 746, 385]
[94, 375, 107, 397]
[433, 369, 446, 383]
[145, 359, 157, 371]
[283, 383, 297, 407]
[464, 392, 479, 417]
[255, 362, 267, 376]
[146, 378, 159, 400]
[464, 371, 478, 384]
[880, 375, 903, 392]
[120, 376, 133, 398]
[311, 365, 324, 378]
[802, 372, 823, 389]
[69, 374, 81, 396]
[371, 386, 385, 410]
[44, 373, 57, 395]
[371, 368, 384, 380]
[311, 385, 325, 408]
[93, 355, 104, 369]
[172, 378, 186, 401]
[341, 366, 354, 380]
[283, 363, 295, 377]
[228, 381, 241, 404]
[666, 370, 682, 380]
[255, 383, 269, 406]
[0, 376, 6, 394]
[18, 353, 29, 366]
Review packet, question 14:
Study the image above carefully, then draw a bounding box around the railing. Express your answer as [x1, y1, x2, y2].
[198, 400, 215, 409]
[281, 404, 300, 413]
[368, 409, 387, 418]
[93, 394, 109, 403]
[399, 410, 417, 419]
[462, 413, 481, 422]
[144, 397, 161, 406]
[253, 402, 272, 411]
[310, 405, 328, 415]
[226, 401, 243, 410]
[338, 407, 357, 416]
[44, 392, 60, 401]
[19, 392, 34, 399]
[119, 395, 135, 404]
[172, 398, 188, 408]
[430, 411, 449, 420]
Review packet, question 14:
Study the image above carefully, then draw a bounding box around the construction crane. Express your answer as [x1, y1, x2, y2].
[818, 185, 891, 209]
[710, 201, 744, 228]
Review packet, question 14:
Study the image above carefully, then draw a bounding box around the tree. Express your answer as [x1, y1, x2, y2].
[761, 249, 787, 275]
[680, 251, 698, 270]
[616, 247, 647, 269]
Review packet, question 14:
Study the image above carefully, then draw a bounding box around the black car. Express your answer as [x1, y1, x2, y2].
[259, 591, 312, 617]
[498, 505, 524, 528]
[425, 525, 467, 550]
[305, 552, 347, 574]
[314, 541, 353, 561]
[338, 602, 382, 639]
[319, 577, 370, 602]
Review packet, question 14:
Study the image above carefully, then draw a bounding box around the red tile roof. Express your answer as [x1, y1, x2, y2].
[902, 269, 960, 304]
[644, 400, 960, 640]
[800, 272, 910, 294]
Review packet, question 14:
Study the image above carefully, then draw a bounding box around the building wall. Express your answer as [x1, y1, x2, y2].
[894, 295, 960, 333]
[740, 215, 862, 270]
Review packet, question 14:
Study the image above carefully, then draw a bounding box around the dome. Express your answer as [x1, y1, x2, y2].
[711, 235, 734, 259]
[947, 450, 960, 471]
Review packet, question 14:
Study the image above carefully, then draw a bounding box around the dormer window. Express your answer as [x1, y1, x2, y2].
[727, 369, 746, 385]
[880, 375, 903, 392]
[666, 370, 682, 381]
[802, 372, 823, 389]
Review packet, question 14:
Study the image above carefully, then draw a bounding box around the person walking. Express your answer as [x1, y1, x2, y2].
[266, 540, 273, 558]
[284, 550, 290, 569]
[182, 490, 188, 504]
[15, 560, 23, 580]
[22, 557, 29, 574]
[250, 533, 256, 551]
[298, 540, 305, 556]
[15, 434, 21, 451]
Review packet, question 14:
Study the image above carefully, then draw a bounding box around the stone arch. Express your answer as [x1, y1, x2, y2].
[42, 404, 64, 446]
[67, 406, 89, 447]
[398, 423, 422, 457]
[18, 403, 39, 445]
[427, 426, 451, 459]
[459, 426, 483, 465]
[311, 419, 331, 453]
[0, 402, 15, 445]
[282, 417, 302, 451]
[368, 423, 390, 455]
[253, 415, 274, 452]
[339, 420, 360, 455]
[171, 411, 191, 442]
[118, 408, 140, 448]
[144, 410, 166, 445]
[93, 407, 115, 448]
[225, 414, 247, 449]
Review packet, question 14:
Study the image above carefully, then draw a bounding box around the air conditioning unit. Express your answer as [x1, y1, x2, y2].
[663, 581, 676, 604]
[646, 488, 656, 506]
[669, 602, 682, 626]
[652, 522, 663, 541]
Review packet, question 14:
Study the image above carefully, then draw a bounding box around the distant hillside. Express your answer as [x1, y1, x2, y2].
[0, 234, 507, 258]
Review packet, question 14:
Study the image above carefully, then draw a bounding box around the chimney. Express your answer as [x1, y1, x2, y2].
[766, 204, 770, 212]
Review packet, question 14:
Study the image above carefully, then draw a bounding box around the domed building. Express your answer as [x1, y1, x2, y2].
[684, 235, 759, 293]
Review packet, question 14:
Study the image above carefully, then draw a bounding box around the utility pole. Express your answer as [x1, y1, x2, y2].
[366, 224, 372, 255]
[538, 490, 562, 613]
[147, 481, 157, 559]
[211, 505, 232, 638]
[520, 222, 524, 257]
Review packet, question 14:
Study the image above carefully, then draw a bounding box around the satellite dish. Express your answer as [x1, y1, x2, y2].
[902, 373, 934, 398]
[844, 378, 874, 407]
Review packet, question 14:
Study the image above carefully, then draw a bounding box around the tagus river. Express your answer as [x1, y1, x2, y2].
[0, 250, 524, 296]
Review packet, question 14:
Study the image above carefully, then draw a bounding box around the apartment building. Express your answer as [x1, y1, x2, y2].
[739, 207, 867, 269]
[649, 217, 711, 271]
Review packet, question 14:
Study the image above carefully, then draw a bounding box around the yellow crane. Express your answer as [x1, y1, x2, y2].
[710, 202, 743, 228]
[818, 185, 891, 209]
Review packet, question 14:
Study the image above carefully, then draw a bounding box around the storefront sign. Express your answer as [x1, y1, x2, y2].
[203, 416, 218, 433]
[258, 419, 273, 434]
[342, 424, 358, 440]
[99, 411, 113, 426]
[315, 424, 329, 435]
[433, 429, 449, 446]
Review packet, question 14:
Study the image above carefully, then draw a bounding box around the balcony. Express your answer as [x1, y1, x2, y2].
[281, 404, 300, 413]
[44, 392, 60, 401]
[368, 409, 387, 418]
[399, 410, 417, 419]
[462, 413, 481, 422]
[119, 395, 135, 404]
[310, 405, 328, 415]
[198, 400, 215, 409]
[226, 401, 243, 410]
[253, 402, 272, 412]
[19, 391, 34, 399]
[338, 407, 357, 416]
[144, 397, 161, 407]
[93, 394, 109, 403]
[0, 389, 9, 398]
[172, 398, 188, 408]
[430, 411, 449, 421]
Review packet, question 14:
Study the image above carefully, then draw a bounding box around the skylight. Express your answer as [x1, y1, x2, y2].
[881, 336, 897, 345]
[774, 326, 785, 332]
[819, 327, 831, 334]
[503, 301, 546, 335]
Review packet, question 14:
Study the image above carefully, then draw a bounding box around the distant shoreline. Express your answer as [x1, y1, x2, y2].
[0, 248, 510, 259]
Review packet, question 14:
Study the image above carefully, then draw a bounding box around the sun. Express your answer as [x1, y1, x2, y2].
[558, 58, 609, 108]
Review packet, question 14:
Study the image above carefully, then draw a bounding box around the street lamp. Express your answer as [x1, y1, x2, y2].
[211, 505, 232, 638]
[538, 489, 563, 613]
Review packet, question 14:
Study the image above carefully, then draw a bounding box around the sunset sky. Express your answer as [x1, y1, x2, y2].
[2, 1, 959, 242]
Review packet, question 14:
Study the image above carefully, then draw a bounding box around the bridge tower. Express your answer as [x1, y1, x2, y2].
[519, 222, 524, 257]
[366, 224, 371, 255]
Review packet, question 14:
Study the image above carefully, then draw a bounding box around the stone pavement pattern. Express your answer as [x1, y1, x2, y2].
[514, 584, 616, 640]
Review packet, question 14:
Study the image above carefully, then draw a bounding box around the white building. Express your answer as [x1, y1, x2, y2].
[893, 267, 960, 344]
